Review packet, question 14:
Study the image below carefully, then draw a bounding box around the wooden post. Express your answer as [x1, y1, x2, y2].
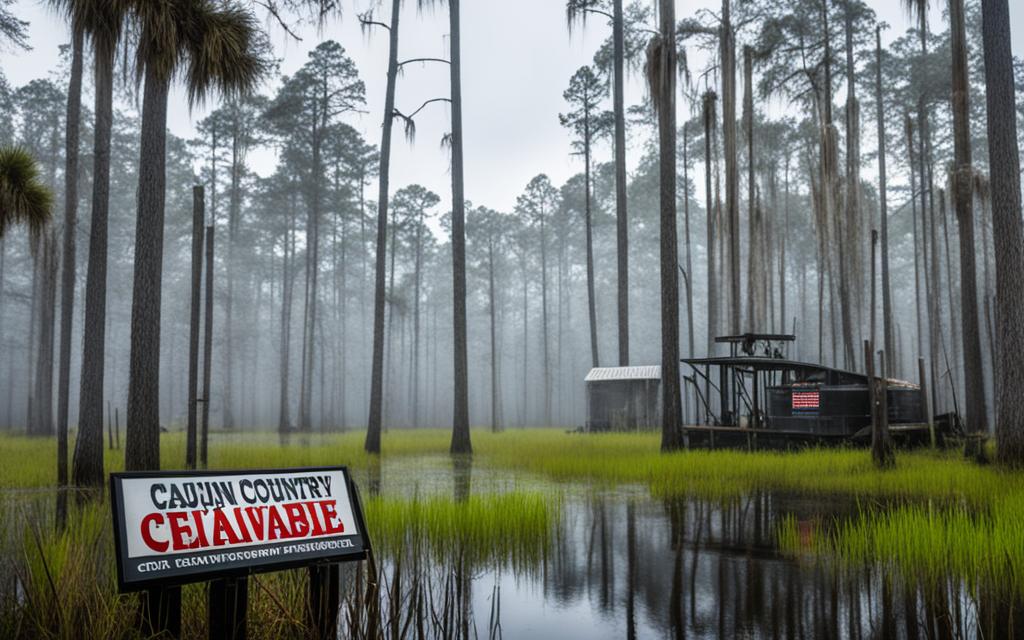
[107, 399, 113, 449]
[875, 349, 894, 467]
[114, 407, 120, 450]
[919, 357, 935, 448]
[870, 230, 878, 360]
[186, 187, 204, 470]
[209, 577, 248, 640]
[140, 585, 181, 639]
[201, 225, 214, 468]
[865, 340, 878, 453]
[308, 563, 340, 640]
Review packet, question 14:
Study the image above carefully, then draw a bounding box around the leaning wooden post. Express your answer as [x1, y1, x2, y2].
[919, 357, 935, 448]
[186, 186, 204, 470]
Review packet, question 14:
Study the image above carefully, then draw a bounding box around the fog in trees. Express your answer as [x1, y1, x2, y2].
[1, 0, 1023, 449]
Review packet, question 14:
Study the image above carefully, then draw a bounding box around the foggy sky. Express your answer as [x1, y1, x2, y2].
[4, 0, 1022, 213]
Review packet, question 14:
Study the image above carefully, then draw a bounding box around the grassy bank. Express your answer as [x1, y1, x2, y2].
[4, 429, 1021, 504]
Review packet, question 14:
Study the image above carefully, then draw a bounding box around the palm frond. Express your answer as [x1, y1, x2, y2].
[47, 0, 129, 52]
[184, 0, 270, 108]
[900, 0, 928, 25]
[0, 146, 54, 240]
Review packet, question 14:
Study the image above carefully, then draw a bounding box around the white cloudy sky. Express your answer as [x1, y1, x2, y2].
[2, 0, 1023, 212]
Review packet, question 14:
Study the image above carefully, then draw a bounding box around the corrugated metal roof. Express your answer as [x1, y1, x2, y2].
[584, 365, 661, 382]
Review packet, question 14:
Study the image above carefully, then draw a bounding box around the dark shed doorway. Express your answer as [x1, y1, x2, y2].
[584, 366, 661, 432]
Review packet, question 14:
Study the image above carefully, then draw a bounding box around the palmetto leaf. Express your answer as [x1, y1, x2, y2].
[0, 146, 54, 240]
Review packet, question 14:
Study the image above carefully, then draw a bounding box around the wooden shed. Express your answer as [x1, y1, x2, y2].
[584, 366, 661, 432]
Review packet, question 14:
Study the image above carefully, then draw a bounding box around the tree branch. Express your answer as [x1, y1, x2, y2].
[398, 57, 451, 68]
[404, 97, 451, 120]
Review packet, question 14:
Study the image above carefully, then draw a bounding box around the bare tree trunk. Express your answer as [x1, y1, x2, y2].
[449, 0, 471, 454]
[653, 0, 683, 451]
[366, 0, 401, 454]
[950, 0, 988, 434]
[584, 110, 599, 368]
[682, 122, 694, 362]
[488, 239, 499, 432]
[56, 31, 83, 524]
[821, 0, 854, 370]
[780, 155, 790, 336]
[73, 40, 114, 488]
[939, 189, 962, 409]
[613, 0, 629, 367]
[743, 47, 758, 331]
[186, 187, 204, 469]
[875, 27, 895, 376]
[412, 212, 423, 427]
[722, 0, 740, 334]
[981, 0, 1024, 464]
[703, 92, 717, 357]
[844, 0, 865, 357]
[223, 123, 241, 431]
[33, 232, 57, 437]
[279, 189, 297, 435]
[201, 226, 214, 468]
[125, 65, 170, 471]
[521, 262, 528, 426]
[541, 218, 551, 426]
[905, 116, 925, 361]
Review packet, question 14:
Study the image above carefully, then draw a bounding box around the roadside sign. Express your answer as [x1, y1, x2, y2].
[110, 466, 369, 592]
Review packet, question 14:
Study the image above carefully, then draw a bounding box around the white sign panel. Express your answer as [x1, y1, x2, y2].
[110, 466, 368, 591]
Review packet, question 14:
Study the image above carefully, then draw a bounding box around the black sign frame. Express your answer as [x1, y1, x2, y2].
[110, 465, 371, 593]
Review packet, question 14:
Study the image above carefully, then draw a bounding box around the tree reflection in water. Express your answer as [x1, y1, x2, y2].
[338, 490, 1024, 639]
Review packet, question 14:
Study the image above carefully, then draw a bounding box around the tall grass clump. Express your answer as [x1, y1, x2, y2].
[1, 503, 132, 639]
[364, 491, 558, 571]
[777, 493, 1024, 598]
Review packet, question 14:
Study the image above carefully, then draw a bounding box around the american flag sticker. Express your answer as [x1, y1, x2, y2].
[792, 389, 820, 412]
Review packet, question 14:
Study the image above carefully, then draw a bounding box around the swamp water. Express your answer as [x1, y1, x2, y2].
[1, 449, 1019, 639]
[338, 455, 1018, 639]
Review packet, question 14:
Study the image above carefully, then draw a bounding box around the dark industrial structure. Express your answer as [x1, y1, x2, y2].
[678, 334, 955, 447]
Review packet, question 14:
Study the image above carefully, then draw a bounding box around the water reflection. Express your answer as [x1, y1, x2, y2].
[2, 469, 1021, 638]
[344, 490, 1021, 639]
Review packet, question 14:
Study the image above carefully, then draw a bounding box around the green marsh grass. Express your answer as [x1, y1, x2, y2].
[6, 429, 1020, 505]
[364, 491, 558, 570]
[777, 493, 1024, 597]
[0, 485, 559, 638]
[5, 427, 1024, 633]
